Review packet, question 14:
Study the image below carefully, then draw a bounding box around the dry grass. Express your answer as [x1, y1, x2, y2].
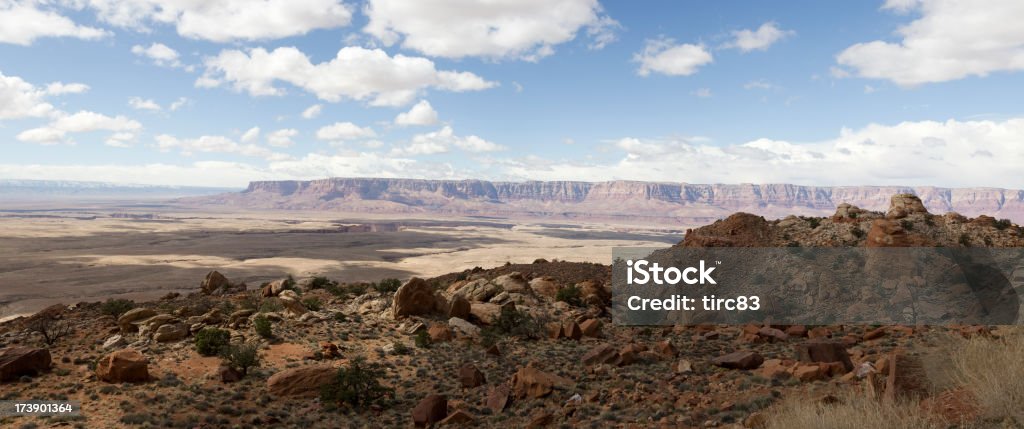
[952, 329, 1024, 422]
[764, 391, 943, 429]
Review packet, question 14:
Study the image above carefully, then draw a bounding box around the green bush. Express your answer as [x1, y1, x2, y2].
[195, 328, 231, 357]
[308, 276, 337, 290]
[253, 315, 272, 339]
[491, 306, 543, 340]
[555, 284, 582, 307]
[320, 358, 393, 410]
[221, 343, 260, 375]
[373, 278, 402, 293]
[100, 299, 136, 318]
[302, 297, 323, 311]
[994, 218, 1013, 230]
[392, 341, 410, 355]
[415, 330, 431, 349]
[259, 298, 283, 313]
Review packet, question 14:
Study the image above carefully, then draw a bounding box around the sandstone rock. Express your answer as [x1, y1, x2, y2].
[579, 319, 602, 337]
[428, 325, 452, 342]
[755, 359, 792, 380]
[447, 295, 471, 320]
[412, 394, 447, 427]
[278, 290, 307, 316]
[267, 365, 337, 397]
[96, 349, 149, 383]
[711, 350, 764, 370]
[529, 277, 560, 299]
[833, 203, 865, 220]
[458, 363, 486, 388]
[794, 340, 853, 372]
[793, 364, 825, 382]
[785, 325, 807, 337]
[492, 272, 529, 294]
[102, 335, 127, 350]
[527, 411, 554, 428]
[228, 309, 254, 325]
[563, 321, 582, 341]
[866, 219, 934, 247]
[886, 194, 928, 219]
[548, 322, 564, 340]
[511, 366, 572, 399]
[261, 279, 289, 297]
[581, 344, 619, 366]
[487, 385, 511, 413]
[448, 317, 481, 337]
[0, 347, 51, 382]
[117, 308, 157, 333]
[153, 323, 188, 342]
[219, 365, 242, 383]
[758, 327, 789, 342]
[578, 280, 610, 307]
[469, 303, 502, 325]
[655, 340, 677, 358]
[439, 410, 475, 425]
[393, 278, 443, 318]
[200, 271, 234, 295]
[455, 279, 503, 302]
[676, 359, 693, 374]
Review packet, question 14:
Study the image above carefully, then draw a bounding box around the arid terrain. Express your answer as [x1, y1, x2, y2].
[1, 194, 1023, 429]
[0, 202, 678, 321]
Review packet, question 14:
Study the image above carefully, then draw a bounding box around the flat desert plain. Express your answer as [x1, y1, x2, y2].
[0, 203, 678, 320]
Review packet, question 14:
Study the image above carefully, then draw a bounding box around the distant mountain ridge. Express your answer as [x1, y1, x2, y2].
[0, 179, 236, 200]
[185, 178, 1024, 225]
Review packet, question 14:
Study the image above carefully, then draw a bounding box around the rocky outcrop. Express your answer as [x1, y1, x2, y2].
[96, 349, 149, 383]
[392, 278, 444, 319]
[0, 347, 51, 382]
[267, 365, 337, 397]
[186, 179, 1024, 224]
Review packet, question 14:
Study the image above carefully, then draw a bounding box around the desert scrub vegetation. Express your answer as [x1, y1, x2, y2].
[765, 391, 942, 429]
[555, 284, 582, 306]
[952, 329, 1024, 423]
[221, 343, 260, 376]
[253, 315, 273, 339]
[320, 357, 394, 411]
[194, 328, 231, 357]
[99, 299, 135, 318]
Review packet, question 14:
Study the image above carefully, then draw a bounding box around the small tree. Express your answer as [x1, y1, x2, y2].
[100, 299, 136, 318]
[491, 306, 543, 340]
[320, 357, 393, 410]
[253, 315, 273, 339]
[414, 330, 431, 349]
[30, 317, 72, 346]
[555, 284, 582, 307]
[221, 343, 260, 376]
[373, 278, 402, 293]
[195, 328, 231, 356]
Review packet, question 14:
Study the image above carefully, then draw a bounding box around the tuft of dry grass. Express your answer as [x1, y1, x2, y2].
[764, 391, 943, 429]
[952, 329, 1024, 422]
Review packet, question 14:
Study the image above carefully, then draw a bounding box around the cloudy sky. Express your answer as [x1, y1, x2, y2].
[2, 0, 1023, 188]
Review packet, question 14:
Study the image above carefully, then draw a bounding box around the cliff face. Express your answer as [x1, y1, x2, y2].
[222, 178, 1024, 225]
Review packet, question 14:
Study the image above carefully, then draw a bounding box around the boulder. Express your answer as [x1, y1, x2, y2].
[655, 340, 677, 358]
[711, 350, 764, 370]
[579, 319, 602, 337]
[393, 278, 442, 318]
[439, 410, 475, 425]
[563, 321, 582, 341]
[0, 347, 51, 382]
[96, 349, 149, 383]
[581, 344, 619, 366]
[492, 273, 529, 294]
[278, 290, 307, 316]
[117, 308, 157, 333]
[487, 385, 512, 413]
[447, 295, 471, 320]
[469, 303, 502, 325]
[153, 322, 188, 342]
[412, 394, 448, 427]
[458, 363, 486, 388]
[529, 277, 560, 299]
[794, 340, 853, 372]
[261, 279, 289, 297]
[886, 194, 928, 219]
[267, 365, 337, 397]
[578, 280, 610, 307]
[455, 279, 503, 302]
[200, 271, 234, 295]
[102, 335, 127, 350]
[511, 366, 572, 399]
[428, 325, 452, 342]
[218, 365, 242, 383]
[448, 317, 480, 337]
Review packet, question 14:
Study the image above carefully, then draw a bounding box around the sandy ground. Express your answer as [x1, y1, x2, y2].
[0, 204, 678, 320]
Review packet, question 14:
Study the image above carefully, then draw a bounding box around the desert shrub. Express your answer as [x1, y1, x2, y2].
[851, 227, 865, 238]
[308, 276, 337, 290]
[805, 217, 822, 229]
[320, 358, 393, 410]
[765, 391, 939, 429]
[195, 328, 231, 357]
[221, 343, 260, 375]
[555, 284, 582, 306]
[994, 218, 1013, 230]
[414, 330, 431, 349]
[283, 275, 297, 290]
[259, 298, 283, 313]
[900, 219, 914, 231]
[373, 278, 402, 293]
[952, 331, 1024, 421]
[491, 306, 542, 340]
[29, 317, 72, 346]
[238, 292, 259, 311]
[302, 297, 322, 312]
[327, 283, 369, 298]
[253, 315, 272, 339]
[100, 299, 135, 318]
[391, 341, 410, 355]
[958, 233, 971, 246]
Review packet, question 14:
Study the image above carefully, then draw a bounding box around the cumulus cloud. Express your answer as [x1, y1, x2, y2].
[301, 104, 322, 119]
[168, 97, 190, 111]
[393, 126, 504, 155]
[131, 43, 183, 68]
[723, 22, 794, 52]
[316, 122, 377, 141]
[198, 46, 496, 106]
[394, 100, 439, 126]
[0, 0, 109, 45]
[363, 0, 618, 60]
[634, 38, 713, 77]
[240, 127, 260, 143]
[156, 134, 289, 161]
[266, 128, 298, 148]
[83, 0, 353, 42]
[0, 71, 55, 119]
[45, 82, 90, 95]
[835, 0, 1024, 86]
[128, 97, 162, 111]
[16, 111, 143, 146]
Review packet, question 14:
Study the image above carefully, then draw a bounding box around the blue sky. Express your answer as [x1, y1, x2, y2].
[2, 0, 1024, 187]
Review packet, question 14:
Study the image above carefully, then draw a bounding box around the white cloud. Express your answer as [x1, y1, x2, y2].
[363, 0, 617, 60]
[168, 97, 189, 111]
[45, 82, 90, 95]
[394, 100, 439, 126]
[316, 122, 376, 141]
[0, 1, 108, 45]
[267, 128, 298, 148]
[499, 117, 1024, 188]
[692, 88, 713, 98]
[156, 134, 289, 161]
[198, 46, 496, 106]
[724, 22, 794, 52]
[0, 71, 54, 119]
[83, 0, 353, 42]
[128, 97, 162, 111]
[634, 38, 713, 77]
[393, 126, 504, 155]
[240, 126, 260, 143]
[17, 111, 143, 145]
[301, 104, 322, 119]
[835, 0, 1024, 86]
[743, 79, 779, 90]
[131, 43, 182, 68]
